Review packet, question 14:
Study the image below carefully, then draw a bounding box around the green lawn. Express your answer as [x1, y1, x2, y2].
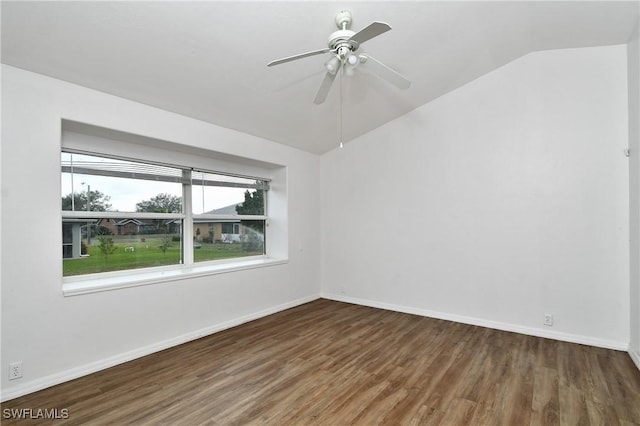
[63, 235, 263, 276]
[193, 242, 263, 263]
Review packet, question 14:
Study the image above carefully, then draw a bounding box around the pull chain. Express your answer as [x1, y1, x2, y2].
[339, 62, 344, 149]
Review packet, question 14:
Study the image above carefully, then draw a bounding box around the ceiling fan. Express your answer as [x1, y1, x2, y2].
[267, 10, 410, 104]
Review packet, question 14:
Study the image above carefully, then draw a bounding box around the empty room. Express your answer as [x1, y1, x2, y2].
[1, 1, 639, 424]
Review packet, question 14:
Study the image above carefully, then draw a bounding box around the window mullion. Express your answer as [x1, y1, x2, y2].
[61, 211, 184, 220]
[182, 169, 194, 266]
[192, 214, 267, 221]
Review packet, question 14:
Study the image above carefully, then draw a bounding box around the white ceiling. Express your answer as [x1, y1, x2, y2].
[2, 1, 638, 154]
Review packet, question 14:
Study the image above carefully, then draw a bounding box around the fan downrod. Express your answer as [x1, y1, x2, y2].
[335, 10, 352, 29]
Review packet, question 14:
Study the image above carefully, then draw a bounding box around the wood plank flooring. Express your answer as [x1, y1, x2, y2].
[2, 299, 639, 425]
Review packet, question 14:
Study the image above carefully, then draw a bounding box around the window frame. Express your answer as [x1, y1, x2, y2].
[61, 149, 275, 294]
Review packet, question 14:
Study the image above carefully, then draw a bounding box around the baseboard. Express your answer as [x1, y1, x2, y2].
[630, 348, 640, 371]
[322, 293, 628, 351]
[1, 294, 321, 402]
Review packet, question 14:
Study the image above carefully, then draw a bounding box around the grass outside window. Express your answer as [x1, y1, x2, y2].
[63, 234, 264, 276]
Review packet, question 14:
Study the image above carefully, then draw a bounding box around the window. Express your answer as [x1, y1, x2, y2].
[61, 151, 269, 277]
[220, 223, 239, 234]
[191, 170, 267, 263]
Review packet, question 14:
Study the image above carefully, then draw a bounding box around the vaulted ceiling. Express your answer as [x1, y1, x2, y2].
[2, 1, 638, 154]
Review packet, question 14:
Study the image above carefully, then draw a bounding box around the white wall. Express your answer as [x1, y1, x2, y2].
[321, 45, 630, 349]
[629, 20, 640, 368]
[0, 65, 321, 400]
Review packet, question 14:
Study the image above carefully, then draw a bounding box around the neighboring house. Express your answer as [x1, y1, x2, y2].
[96, 218, 180, 235]
[62, 219, 97, 259]
[194, 204, 244, 243]
[66, 205, 252, 253]
[96, 218, 119, 235]
[193, 220, 242, 243]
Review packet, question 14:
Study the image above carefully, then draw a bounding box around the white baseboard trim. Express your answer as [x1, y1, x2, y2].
[322, 293, 629, 351]
[1, 294, 321, 402]
[630, 348, 640, 371]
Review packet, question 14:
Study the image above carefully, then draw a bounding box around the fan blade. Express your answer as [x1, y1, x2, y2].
[348, 22, 391, 45]
[314, 71, 337, 104]
[360, 54, 410, 90]
[267, 48, 331, 67]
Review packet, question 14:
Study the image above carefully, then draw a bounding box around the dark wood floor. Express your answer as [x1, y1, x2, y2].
[2, 299, 640, 425]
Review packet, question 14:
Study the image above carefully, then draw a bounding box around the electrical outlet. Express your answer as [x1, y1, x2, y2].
[9, 362, 23, 380]
[544, 314, 553, 326]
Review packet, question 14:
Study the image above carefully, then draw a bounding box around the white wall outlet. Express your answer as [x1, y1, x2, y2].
[544, 314, 553, 326]
[9, 361, 23, 380]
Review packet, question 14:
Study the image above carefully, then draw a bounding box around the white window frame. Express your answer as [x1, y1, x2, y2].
[61, 149, 283, 296]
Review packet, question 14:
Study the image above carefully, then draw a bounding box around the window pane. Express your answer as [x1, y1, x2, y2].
[62, 152, 183, 213]
[193, 220, 265, 263]
[62, 219, 183, 276]
[192, 171, 265, 215]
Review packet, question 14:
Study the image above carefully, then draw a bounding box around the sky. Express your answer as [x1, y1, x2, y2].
[61, 153, 252, 213]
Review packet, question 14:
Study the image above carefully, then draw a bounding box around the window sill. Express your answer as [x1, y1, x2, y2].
[62, 257, 288, 296]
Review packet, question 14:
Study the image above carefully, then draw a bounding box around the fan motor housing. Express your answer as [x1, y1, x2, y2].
[328, 30, 358, 55]
[330, 10, 358, 56]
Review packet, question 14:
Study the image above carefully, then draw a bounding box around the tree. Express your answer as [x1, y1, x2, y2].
[62, 190, 112, 211]
[235, 189, 264, 215]
[136, 193, 182, 213]
[236, 189, 265, 251]
[97, 236, 117, 262]
[136, 193, 181, 234]
[95, 226, 113, 236]
[159, 234, 172, 255]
